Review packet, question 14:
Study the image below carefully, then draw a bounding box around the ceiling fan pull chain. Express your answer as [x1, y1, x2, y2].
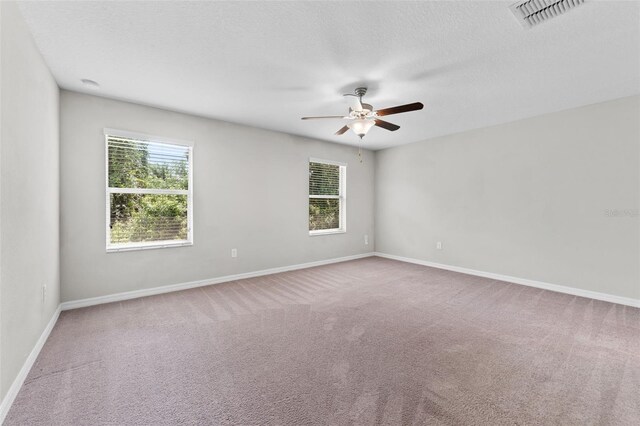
[358, 146, 363, 163]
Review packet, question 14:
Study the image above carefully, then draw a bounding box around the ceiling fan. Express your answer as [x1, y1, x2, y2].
[301, 87, 424, 139]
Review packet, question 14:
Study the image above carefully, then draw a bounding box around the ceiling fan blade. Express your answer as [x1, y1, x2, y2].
[335, 125, 349, 135]
[374, 119, 400, 131]
[301, 115, 346, 120]
[375, 102, 424, 117]
[343, 94, 363, 112]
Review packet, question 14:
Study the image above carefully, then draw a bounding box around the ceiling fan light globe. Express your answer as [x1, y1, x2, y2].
[347, 119, 375, 137]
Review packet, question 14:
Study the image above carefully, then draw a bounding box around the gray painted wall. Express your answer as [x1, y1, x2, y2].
[60, 91, 375, 302]
[376, 96, 640, 300]
[0, 2, 60, 399]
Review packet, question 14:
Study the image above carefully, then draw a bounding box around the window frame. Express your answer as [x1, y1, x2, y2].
[308, 157, 347, 236]
[104, 128, 194, 252]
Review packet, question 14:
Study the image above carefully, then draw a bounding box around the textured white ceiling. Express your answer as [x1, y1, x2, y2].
[18, 0, 640, 150]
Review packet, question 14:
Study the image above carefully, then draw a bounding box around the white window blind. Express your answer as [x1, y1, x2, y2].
[309, 159, 346, 234]
[106, 131, 193, 251]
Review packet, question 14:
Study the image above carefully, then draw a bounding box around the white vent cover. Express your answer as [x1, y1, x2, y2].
[510, 0, 586, 28]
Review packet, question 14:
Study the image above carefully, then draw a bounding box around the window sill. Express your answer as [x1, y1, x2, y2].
[309, 229, 346, 237]
[107, 240, 193, 253]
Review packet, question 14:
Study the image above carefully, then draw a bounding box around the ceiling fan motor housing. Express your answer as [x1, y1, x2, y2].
[350, 104, 374, 116]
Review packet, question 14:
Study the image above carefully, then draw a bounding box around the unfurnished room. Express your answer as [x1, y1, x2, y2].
[0, 0, 639, 425]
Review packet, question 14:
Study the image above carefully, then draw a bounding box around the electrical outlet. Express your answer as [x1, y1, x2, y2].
[436, 241, 442, 250]
[364, 234, 369, 245]
[231, 248, 237, 258]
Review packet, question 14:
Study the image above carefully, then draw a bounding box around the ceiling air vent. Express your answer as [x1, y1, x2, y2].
[510, 0, 586, 28]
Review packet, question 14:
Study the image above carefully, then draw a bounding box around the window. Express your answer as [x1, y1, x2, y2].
[105, 129, 193, 251]
[309, 158, 346, 235]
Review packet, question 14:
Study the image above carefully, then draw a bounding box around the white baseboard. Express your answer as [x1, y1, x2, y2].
[374, 252, 640, 308]
[61, 252, 375, 311]
[0, 305, 61, 425]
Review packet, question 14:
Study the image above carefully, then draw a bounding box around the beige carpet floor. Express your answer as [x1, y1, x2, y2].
[5, 257, 640, 425]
